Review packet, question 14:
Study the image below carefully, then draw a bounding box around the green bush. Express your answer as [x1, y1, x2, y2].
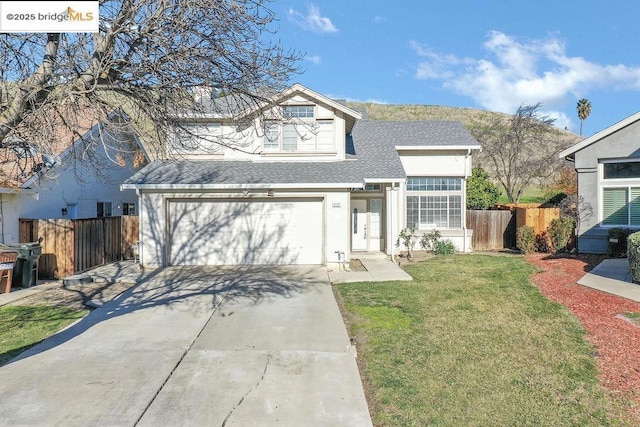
[517, 225, 536, 254]
[628, 232, 640, 283]
[466, 167, 502, 209]
[547, 217, 575, 253]
[419, 229, 442, 252]
[433, 239, 456, 255]
[607, 228, 633, 257]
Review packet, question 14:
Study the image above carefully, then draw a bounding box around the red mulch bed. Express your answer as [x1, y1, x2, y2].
[526, 253, 640, 422]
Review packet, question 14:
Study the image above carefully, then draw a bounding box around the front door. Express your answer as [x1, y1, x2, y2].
[351, 199, 368, 251]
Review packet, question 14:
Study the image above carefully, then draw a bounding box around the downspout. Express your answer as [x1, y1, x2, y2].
[136, 189, 142, 267]
[0, 193, 4, 244]
[389, 183, 394, 260]
[463, 149, 472, 253]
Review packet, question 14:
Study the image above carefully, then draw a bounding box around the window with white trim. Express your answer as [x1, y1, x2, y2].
[602, 187, 640, 226]
[406, 177, 462, 229]
[601, 160, 640, 227]
[263, 105, 334, 152]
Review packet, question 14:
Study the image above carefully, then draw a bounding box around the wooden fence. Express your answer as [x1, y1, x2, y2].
[514, 206, 560, 235]
[19, 216, 139, 279]
[466, 209, 516, 250]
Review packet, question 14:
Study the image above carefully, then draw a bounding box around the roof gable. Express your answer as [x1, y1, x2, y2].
[559, 111, 640, 159]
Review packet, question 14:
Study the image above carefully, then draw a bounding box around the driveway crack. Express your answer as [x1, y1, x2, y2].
[221, 353, 272, 427]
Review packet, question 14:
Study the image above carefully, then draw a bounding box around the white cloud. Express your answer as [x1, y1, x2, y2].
[412, 31, 640, 129]
[306, 55, 322, 65]
[373, 16, 386, 24]
[288, 4, 338, 34]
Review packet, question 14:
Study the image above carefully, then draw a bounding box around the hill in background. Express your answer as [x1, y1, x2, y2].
[347, 102, 512, 134]
[348, 102, 581, 203]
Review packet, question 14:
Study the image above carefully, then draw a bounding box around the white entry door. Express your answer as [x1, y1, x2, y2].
[351, 199, 368, 251]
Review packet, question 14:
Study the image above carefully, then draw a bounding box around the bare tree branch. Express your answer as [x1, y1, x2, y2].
[0, 0, 302, 187]
[472, 103, 578, 203]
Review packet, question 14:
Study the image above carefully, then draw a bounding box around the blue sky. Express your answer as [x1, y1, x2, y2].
[268, 1, 640, 136]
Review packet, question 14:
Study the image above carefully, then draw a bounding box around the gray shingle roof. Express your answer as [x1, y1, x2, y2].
[123, 120, 479, 188]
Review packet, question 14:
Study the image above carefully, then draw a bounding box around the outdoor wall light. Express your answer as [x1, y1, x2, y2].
[267, 189, 274, 197]
[61, 208, 68, 216]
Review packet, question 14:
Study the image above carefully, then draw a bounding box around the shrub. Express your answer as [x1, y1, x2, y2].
[628, 232, 640, 283]
[433, 239, 456, 255]
[396, 227, 417, 259]
[547, 217, 575, 253]
[419, 229, 442, 252]
[517, 225, 536, 254]
[608, 228, 633, 257]
[535, 231, 552, 253]
[466, 167, 502, 209]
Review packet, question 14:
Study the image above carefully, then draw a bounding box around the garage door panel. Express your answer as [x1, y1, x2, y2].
[169, 199, 323, 265]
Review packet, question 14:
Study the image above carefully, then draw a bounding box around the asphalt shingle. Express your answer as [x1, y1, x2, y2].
[123, 120, 479, 188]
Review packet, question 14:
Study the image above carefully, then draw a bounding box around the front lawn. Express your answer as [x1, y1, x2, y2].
[335, 254, 617, 426]
[0, 305, 87, 366]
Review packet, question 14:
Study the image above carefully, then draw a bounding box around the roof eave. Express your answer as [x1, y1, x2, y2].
[559, 111, 640, 158]
[121, 182, 365, 191]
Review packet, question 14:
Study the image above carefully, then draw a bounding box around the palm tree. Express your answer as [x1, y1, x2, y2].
[577, 98, 591, 137]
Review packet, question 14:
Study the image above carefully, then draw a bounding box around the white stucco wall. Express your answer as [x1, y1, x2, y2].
[0, 150, 142, 244]
[137, 189, 351, 268]
[399, 150, 471, 176]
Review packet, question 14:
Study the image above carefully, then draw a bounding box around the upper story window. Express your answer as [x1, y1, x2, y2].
[173, 123, 222, 154]
[603, 161, 640, 179]
[283, 106, 314, 118]
[263, 105, 334, 152]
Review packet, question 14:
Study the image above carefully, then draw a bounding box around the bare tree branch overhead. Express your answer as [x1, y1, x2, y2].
[0, 0, 301, 187]
[472, 103, 578, 204]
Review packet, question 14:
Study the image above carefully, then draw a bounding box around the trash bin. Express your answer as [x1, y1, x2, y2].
[0, 243, 42, 288]
[0, 251, 18, 293]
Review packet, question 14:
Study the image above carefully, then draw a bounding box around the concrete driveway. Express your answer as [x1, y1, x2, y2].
[0, 266, 372, 426]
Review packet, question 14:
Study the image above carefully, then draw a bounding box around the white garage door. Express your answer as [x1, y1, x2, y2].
[168, 198, 323, 265]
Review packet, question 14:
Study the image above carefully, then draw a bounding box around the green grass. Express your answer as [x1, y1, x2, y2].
[336, 254, 619, 426]
[0, 305, 87, 366]
[496, 186, 547, 204]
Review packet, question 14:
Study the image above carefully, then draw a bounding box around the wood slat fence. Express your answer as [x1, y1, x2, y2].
[466, 209, 516, 250]
[19, 216, 139, 279]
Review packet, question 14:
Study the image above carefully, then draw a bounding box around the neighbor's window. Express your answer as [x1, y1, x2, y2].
[97, 202, 112, 218]
[603, 162, 640, 180]
[123, 203, 136, 216]
[602, 187, 640, 226]
[406, 177, 462, 229]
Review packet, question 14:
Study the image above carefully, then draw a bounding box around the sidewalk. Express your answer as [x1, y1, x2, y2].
[578, 258, 640, 302]
[0, 261, 148, 307]
[328, 253, 412, 284]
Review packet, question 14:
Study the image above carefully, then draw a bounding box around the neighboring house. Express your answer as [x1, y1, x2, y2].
[0, 119, 146, 244]
[559, 111, 640, 253]
[122, 84, 481, 268]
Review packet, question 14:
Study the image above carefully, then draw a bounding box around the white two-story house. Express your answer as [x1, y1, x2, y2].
[122, 84, 481, 267]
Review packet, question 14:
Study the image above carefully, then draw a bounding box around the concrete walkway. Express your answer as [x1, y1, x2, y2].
[328, 253, 412, 284]
[578, 258, 640, 302]
[0, 265, 372, 426]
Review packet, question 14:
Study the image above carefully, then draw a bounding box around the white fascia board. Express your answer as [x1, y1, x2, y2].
[363, 178, 406, 183]
[559, 111, 640, 159]
[395, 145, 481, 151]
[121, 182, 364, 191]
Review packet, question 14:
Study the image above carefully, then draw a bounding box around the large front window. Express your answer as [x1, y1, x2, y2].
[602, 187, 640, 226]
[263, 105, 334, 152]
[406, 177, 462, 229]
